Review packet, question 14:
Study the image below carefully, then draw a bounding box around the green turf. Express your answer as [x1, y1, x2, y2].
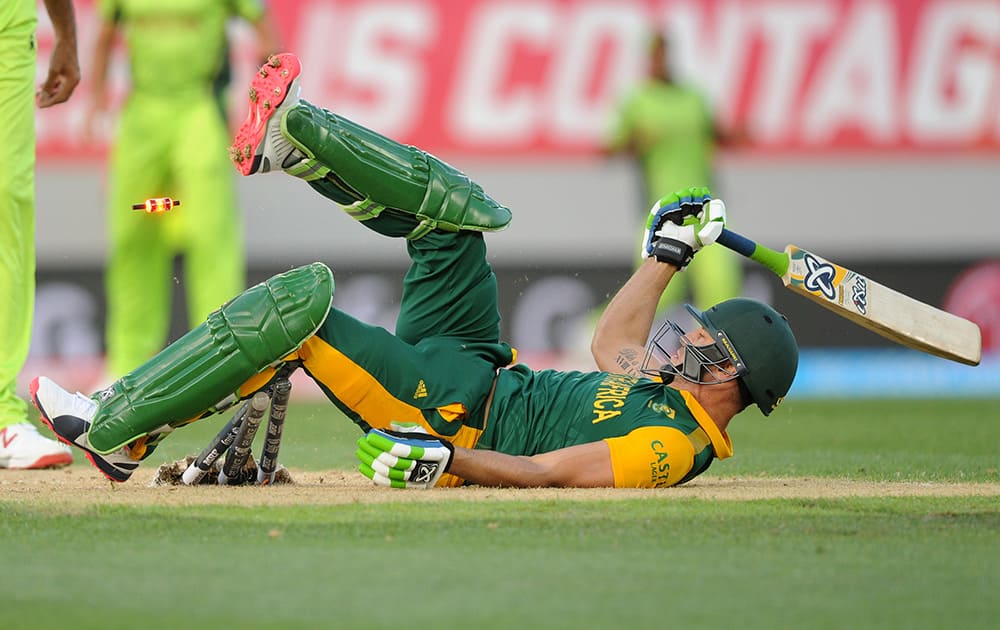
[724, 398, 1000, 482]
[2, 497, 997, 629]
[3, 398, 999, 628]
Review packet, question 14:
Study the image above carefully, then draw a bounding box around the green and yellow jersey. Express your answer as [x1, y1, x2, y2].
[485, 366, 732, 488]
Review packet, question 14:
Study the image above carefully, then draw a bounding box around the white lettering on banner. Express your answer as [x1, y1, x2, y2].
[908, 2, 1000, 143]
[547, 4, 647, 141]
[31, 0, 1000, 156]
[666, 1, 753, 126]
[452, 2, 648, 144]
[451, 3, 556, 143]
[748, 2, 836, 143]
[297, 3, 432, 135]
[294, 2, 341, 107]
[802, 2, 899, 144]
[340, 4, 433, 134]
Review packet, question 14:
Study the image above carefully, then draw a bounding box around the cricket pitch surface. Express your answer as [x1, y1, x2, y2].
[3, 467, 999, 508]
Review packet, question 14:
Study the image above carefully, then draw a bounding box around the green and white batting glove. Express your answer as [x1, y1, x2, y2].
[641, 186, 727, 269]
[356, 428, 455, 489]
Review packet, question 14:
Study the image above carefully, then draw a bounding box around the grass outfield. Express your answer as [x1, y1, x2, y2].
[3, 398, 998, 629]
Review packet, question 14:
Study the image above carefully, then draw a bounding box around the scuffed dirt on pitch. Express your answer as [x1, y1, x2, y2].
[2, 466, 999, 508]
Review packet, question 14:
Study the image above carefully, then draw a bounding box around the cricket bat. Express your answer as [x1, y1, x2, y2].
[716, 229, 982, 366]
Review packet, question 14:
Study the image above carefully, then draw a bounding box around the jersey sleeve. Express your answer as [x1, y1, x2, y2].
[604, 426, 696, 488]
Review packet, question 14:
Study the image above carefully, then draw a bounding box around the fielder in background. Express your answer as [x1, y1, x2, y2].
[33, 54, 798, 489]
[607, 30, 744, 313]
[84, 0, 281, 379]
[0, 0, 78, 469]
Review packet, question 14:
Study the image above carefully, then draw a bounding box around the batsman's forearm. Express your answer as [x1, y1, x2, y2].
[592, 258, 676, 373]
[449, 447, 553, 488]
[449, 442, 614, 488]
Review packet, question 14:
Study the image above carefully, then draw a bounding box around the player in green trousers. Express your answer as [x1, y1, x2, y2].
[86, 0, 279, 378]
[0, 0, 77, 469]
[32, 54, 798, 489]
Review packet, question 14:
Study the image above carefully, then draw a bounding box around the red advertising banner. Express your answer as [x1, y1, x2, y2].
[34, 0, 1000, 159]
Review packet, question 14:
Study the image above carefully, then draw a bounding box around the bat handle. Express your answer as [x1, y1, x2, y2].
[717, 228, 790, 278]
[717, 228, 756, 257]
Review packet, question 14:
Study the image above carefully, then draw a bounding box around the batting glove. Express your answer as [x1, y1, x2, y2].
[641, 186, 727, 269]
[356, 428, 455, 489]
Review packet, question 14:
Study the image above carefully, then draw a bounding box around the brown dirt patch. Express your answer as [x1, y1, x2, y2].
[2, 466, 999, 508]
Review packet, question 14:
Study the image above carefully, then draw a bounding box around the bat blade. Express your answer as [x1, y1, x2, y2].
[781, 245, 981, 366]
[716, 229, 982, 366]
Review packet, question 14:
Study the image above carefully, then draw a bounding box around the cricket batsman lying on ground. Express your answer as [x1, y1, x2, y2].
[32, 53, 798, 489]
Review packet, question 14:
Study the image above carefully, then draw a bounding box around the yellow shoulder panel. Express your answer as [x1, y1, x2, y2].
[605, 426, 696, 488]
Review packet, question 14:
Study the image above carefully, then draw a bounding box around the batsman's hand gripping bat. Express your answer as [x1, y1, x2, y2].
[716, 229, 982, 366]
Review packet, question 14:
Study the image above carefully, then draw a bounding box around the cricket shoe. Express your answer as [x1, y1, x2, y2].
[231, 52, 303, 176]
[0, 421, 73, 469]
[30, 377, 139, 483]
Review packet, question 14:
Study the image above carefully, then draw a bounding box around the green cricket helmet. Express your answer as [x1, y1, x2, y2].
[642, 298, 798, 415]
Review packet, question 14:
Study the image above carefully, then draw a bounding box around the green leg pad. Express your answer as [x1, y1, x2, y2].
[87, 263, 335, 453]
[282, 101, 512, 239]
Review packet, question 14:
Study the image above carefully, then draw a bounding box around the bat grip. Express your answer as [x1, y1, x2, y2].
[717, 228, 790, 278]
[717, 229, 756, 257]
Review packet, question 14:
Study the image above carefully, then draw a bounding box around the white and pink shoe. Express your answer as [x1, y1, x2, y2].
[30, 377, 137, 482]
[230, 52, 303, 176]
[0, 420, 73, 469]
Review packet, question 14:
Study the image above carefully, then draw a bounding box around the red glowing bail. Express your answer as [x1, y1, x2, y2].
[131, 197, 181, 213]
